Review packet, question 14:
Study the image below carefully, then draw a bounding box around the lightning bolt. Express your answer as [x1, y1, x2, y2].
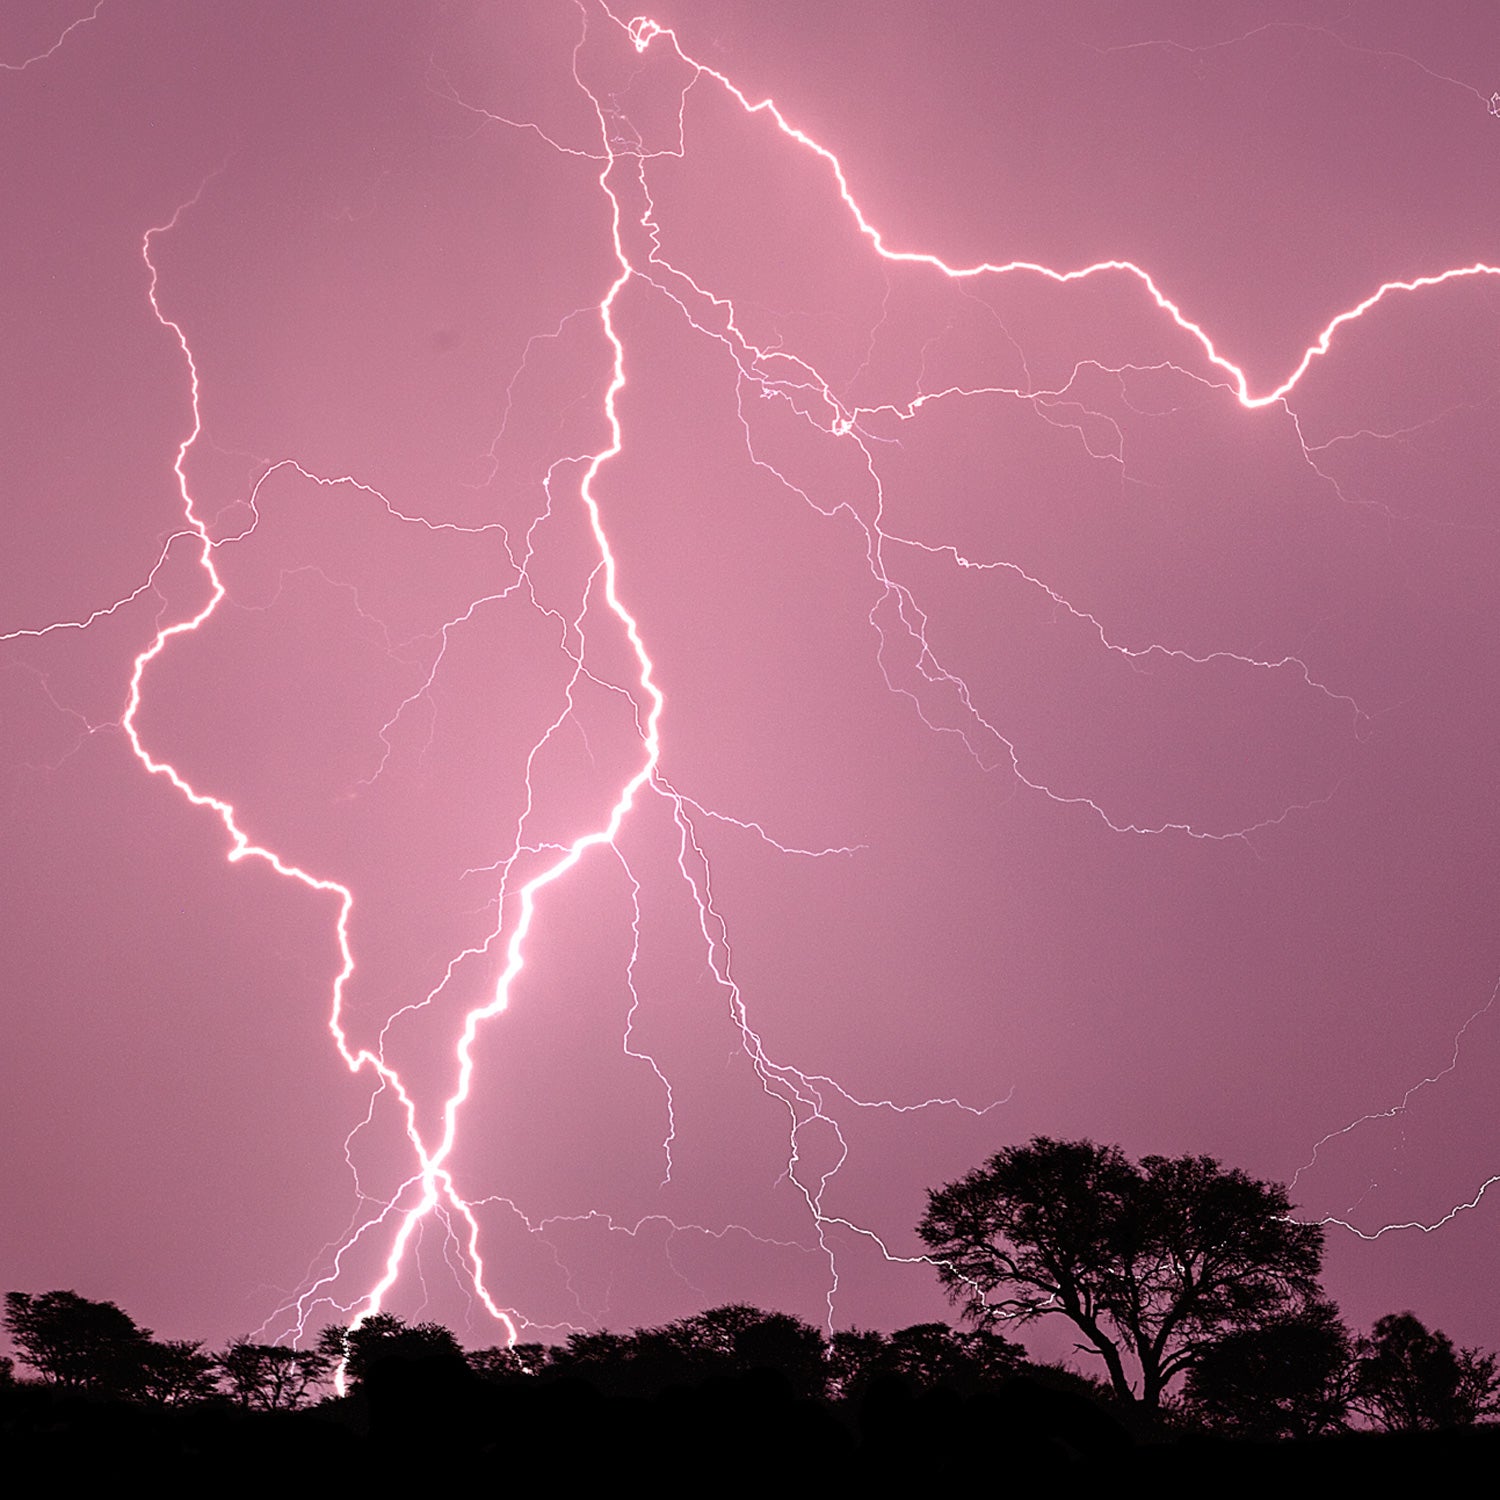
[7, 2, 1498, 1362]
[0, 0, 107, 74]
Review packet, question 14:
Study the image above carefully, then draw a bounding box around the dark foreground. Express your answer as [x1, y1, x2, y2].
[4, 1367, 1495, 1482]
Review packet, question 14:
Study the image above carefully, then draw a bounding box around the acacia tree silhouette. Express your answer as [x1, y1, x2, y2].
[917, 1137, 1325, 1409]
[1353, 1312, 1500, 1431]
[318, 1312, 465, 1387]
[2, 1290, 152, 1396]
[828, 1322, 1026, 1400]
[218, 1339, 333, 1410]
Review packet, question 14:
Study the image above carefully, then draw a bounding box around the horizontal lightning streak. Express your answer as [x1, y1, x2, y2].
[625, 15, 1500, 410]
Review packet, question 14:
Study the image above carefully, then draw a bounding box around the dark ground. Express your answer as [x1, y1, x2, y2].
[5, 1364, 1496, 1483]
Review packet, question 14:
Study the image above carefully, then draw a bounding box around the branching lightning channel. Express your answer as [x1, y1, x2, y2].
[14, 1, 1499, 1355]
[122, 191, 511, 1369]
[603, 7, 1500, 1248]
[621, 14, 1500, 411]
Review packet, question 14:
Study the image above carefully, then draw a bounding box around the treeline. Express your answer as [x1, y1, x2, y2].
[6, 1136, 1499, 1475]
[4, 1288, 1497, 1437]
[0, 1291, 1049, 1410]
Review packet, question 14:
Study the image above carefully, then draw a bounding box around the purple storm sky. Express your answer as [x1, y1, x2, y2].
[4, 1, 1500, 1367]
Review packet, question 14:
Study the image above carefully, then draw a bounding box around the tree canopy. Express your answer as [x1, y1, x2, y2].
[1182, 1298, 1354, 1438]
[218, 1339, 333, 1410]
[917, 1137, 1325, 1408]
[537, 1305, 829, 1399]
[1353, 1312, 1500, 1431]
[3, 1290, 152, 1396]
[318, 1312, 465, 1388]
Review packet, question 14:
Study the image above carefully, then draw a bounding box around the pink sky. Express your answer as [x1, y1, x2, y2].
[4, 1, 1500, 1368]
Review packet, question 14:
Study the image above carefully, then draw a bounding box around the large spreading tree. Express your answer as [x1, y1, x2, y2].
[917, 1136, 1325, 1409]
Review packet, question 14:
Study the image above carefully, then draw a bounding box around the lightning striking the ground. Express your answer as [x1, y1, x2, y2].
[5, 2, 1499, 1358]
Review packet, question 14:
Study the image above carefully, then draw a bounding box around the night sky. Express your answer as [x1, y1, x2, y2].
[4, 0, 1500, 1368]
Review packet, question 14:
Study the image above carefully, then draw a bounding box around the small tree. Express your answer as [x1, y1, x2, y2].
[544, 1329, 642, 1394]
[1182, 1299, 1354, 1438]
[917, 1137, 1325, 1409]
[666, 1304, 829, 1398]
[218, 1340, 332, 1410]
[138, 1339, 221, 1406]
[547, 1306, 830, 1398]
[319, 1313, 465, 1388]
[829, 1322, 1025, 1401]
[3, 1290, 152, 1396]
[467, 1342, 551, 1382]
[1352, 1312, 1500, 1431]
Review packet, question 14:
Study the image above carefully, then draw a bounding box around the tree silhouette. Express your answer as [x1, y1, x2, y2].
[466, 1341, 551, 1383]
[1182, 1299, 1354, 1438]
[217, 1339, 332, 1410]
[137, 1338, 221, 1406]
[1352, 1312, 1500, 1431]
[543, 1305, 830, 1398]
[542, 1328, 643, 1394]
[917, 1137, 1325, 1408]
[667, 1304, 829, 1398]
[829, 1322, 1025, 1400]
[3, 1290, 152, 1396]
[318, 1312, 465, 1387]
